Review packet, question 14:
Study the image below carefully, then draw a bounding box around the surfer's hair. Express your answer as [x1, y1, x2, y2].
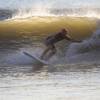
[61, 28, 68, 34]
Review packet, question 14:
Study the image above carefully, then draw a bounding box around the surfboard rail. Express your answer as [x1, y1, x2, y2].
[23, 51, 49, 65]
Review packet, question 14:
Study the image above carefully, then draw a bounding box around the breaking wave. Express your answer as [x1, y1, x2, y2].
[9, 8, 100, 19]
[0, 7, 100, 21]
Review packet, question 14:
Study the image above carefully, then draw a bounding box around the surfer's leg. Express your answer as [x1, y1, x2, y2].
[40, 46, 51, 59]
[46, 45, 56, 60]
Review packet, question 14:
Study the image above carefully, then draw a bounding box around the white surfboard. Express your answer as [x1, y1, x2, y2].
[23, 51, 48, 65]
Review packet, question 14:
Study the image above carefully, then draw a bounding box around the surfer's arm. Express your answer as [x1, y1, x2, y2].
[65, 35, 82, 43]
[65, 35, 74, 41]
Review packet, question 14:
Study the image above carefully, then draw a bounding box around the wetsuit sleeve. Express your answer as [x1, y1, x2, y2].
[65, 35, 72, 41]
[65, 35, 81, 42]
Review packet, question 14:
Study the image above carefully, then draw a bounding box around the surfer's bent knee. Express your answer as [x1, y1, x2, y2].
[52, 46, 56, 54]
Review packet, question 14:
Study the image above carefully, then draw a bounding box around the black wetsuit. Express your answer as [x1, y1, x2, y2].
[45, 32, 70, 48]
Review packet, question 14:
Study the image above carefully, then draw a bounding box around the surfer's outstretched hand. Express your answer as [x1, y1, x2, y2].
[72, 40, 82, 43]
[75, 40, 82, 43]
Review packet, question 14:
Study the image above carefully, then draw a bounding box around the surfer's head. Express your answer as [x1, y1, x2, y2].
[61, 28, 68, 35]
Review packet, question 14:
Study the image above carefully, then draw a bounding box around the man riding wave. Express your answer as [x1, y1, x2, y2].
[40, 28, 81, 60]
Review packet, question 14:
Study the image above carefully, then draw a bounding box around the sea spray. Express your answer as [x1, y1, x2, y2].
[66, 29, 100, 63]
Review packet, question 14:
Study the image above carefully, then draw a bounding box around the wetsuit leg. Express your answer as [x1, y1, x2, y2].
[40, 47, 50, 59]
[45, 45, 56, 60]
[40, 44, 53, 59]
[41, 36, 57, 60]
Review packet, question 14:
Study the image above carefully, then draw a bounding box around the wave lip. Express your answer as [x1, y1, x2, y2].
[12, 8, 100, 19]
[0, 7, 99, 20]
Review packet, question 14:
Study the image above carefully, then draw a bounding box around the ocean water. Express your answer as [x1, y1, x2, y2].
[0, 63, 100, 100]
[0, 6, 100, 100]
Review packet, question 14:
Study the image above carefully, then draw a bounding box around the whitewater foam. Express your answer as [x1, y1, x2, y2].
[66, 29, 100, 63]
[12, 8, 100, 19]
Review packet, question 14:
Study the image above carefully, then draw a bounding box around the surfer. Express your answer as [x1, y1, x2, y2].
[40, 28, 81, 60]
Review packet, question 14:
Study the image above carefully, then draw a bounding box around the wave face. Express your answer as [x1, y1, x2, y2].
[0, 17, 97, 39]
[0, 16, 99, 65]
